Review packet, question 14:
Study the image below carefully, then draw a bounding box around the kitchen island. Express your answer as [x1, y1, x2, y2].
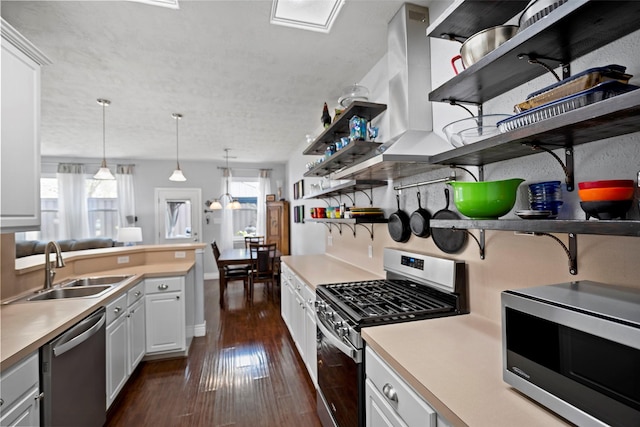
[0, 243, 205, 371]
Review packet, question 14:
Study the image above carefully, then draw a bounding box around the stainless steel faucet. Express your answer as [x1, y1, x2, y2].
[44, 241, 65, 290]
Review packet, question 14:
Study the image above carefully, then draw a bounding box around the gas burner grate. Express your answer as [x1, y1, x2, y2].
[321, 279, 458, 325]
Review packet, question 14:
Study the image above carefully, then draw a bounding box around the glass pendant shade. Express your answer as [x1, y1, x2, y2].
[94, 99, 115, 180]
[209, 200, 223, 210]
[169, 166, 186, 182]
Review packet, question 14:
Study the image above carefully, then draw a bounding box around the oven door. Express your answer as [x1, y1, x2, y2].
[317, 317, 364, 427]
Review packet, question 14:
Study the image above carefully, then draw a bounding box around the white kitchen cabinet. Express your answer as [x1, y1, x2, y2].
[280, 262, 317, 388]
[106, 293, 128, 409]
[365, 346, 444, 427]
[0, 19, 51, 233]
[126, 282, 146, 375]
[145, 276, 185, 354]
[0, 352, 40, 427]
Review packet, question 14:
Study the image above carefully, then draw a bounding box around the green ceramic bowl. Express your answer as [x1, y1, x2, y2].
[448, 179, 524, 219]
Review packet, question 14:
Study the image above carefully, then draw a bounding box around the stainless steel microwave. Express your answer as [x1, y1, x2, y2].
[501, 281, 640, 427]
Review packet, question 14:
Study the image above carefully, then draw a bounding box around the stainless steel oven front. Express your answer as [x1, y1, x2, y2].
[316, 295, 364, 427]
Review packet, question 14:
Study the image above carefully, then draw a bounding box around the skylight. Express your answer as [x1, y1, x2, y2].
[270, 0, 345, 33]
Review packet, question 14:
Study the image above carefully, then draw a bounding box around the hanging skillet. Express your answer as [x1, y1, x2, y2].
[388, 194, 411, 243]
[409, 191, 431, 238]
[431, 188, 467, 254]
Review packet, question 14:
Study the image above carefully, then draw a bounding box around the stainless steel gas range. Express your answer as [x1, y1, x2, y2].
[315, 248, 468, 427]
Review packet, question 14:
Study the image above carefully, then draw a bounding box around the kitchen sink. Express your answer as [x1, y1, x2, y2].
[61, 275, 134, 287]
[26, 285, 114, 301]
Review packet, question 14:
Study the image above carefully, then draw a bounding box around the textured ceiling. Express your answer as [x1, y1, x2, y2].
[1, 0, 434, 164]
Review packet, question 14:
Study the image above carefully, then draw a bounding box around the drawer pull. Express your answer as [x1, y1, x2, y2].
[34, 392, 44, 401]
[0, 397, 4, 406]
[114, 306, 122, 313]
[382, 383, 398, 404]
[158, 284, 169, 290]
[135, 291, 142, 297]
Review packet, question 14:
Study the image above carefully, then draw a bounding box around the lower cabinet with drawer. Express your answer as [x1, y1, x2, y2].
[0, 351, 41, 426]
[106, 281, 146, 409]
[365, 346, 450, 427]
[145, 276, 186, 354]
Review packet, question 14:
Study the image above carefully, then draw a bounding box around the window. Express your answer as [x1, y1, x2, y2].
[17, 176, 119, 241]
[229, 179, 258, 238]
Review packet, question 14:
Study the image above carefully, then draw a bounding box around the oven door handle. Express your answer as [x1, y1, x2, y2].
[317, 319, 361, 363]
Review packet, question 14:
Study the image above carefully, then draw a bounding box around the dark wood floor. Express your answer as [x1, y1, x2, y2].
[106, 279, 321, 427]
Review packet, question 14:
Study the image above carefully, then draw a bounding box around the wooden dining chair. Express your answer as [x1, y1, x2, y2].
[248, 242, 277, 301]
[244, 235, 264, 248]
[211, 241, 250, 298]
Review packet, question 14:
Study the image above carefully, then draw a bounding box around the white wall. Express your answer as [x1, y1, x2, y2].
[42, 156, 286, 276]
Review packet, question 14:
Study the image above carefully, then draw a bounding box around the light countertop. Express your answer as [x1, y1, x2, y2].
[362, 314, 572, 427]
[1, 262, 194, 371]
[281, 254, 384, 289]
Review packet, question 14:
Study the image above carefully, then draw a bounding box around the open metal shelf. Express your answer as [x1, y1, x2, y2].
[428, 0, 640, 104]
[303, 141, 382, 177]
[303, 102, 387, 155]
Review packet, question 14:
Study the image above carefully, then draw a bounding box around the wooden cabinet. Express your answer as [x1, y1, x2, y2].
[145, 276, 186, 354]
[0, 352, 41, 427]
[266, 201, 290, 255]
[0, 19, 51, 233]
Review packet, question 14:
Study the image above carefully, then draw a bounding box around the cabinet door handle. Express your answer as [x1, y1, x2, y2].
[135, 291, 142, 297]
[382, 383, 398, 404]
[114, 306, 122, 313]
[158, 284, 169, 290]
[176, 295, 180, 300]
[0, 397, 4, 406]
[34, 392, 44, 401]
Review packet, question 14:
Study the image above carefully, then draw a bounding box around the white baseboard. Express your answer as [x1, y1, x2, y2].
[194, 322, 206, 337]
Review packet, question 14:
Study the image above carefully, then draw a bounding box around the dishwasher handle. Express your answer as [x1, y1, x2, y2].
[53, 309, 106, 357]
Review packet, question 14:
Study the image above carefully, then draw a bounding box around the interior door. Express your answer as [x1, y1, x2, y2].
[155, 188, 202, 244]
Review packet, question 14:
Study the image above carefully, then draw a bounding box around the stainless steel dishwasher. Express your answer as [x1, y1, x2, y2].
[41, 307, 106, 427]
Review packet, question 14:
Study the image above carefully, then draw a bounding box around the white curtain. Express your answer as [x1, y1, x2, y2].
[57, 163, 90, 239]
[116, 164, 136, 227]
[220, 168, 234, 250]
[256, 169, 271, 238]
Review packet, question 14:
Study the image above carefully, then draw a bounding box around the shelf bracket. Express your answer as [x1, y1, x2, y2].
[355, 223, 375, 240]
[342, 193, 355, 206]
[534, 232, 578, 275]
[525, 144, 574, 191]
[342, 222, 356, 237]
[454, 227, 485, 259]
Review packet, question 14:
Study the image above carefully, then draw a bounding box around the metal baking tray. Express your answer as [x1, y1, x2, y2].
[515, 64, 632, 112]
[499, 81, 640, 133]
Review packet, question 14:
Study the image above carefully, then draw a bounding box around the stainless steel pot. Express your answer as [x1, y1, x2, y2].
[460, 25, 519, 67]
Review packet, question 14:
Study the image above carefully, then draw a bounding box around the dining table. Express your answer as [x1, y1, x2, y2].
[217, 247, 281, 306]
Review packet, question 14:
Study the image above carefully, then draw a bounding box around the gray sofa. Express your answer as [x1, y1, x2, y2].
[16, 238, 118, 258]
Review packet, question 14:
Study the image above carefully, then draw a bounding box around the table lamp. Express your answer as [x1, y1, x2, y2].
[117, 227, 143, 246]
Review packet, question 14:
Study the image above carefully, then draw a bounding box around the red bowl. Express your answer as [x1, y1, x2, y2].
[578, 180, 634, 190]
[578, 187, 635, 202]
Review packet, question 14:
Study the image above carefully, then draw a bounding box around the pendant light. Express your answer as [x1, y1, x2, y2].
[94, 98, 115, 180]
[207, 149, 241, 210]
[168, 113, 187, 181]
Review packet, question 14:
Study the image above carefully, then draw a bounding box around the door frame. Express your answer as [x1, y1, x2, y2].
[154, 188, 202, 244]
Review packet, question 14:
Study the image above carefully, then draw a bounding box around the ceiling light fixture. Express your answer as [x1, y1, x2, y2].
[168, 113, 187, 182]
[206, 149, 241, 210]
[270, 0, 345, 33]
[126, 0, 180, 9]
[94, 98, 115, 180]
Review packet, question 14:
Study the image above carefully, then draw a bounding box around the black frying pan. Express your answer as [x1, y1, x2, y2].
[410, 191, 431, 238]
[388, 194, 411, 243]
[431, 188, 467, 253]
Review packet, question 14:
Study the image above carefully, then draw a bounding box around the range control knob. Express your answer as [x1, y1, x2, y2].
[332, 320, 343, 331]
[338, 326, 349, 337]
